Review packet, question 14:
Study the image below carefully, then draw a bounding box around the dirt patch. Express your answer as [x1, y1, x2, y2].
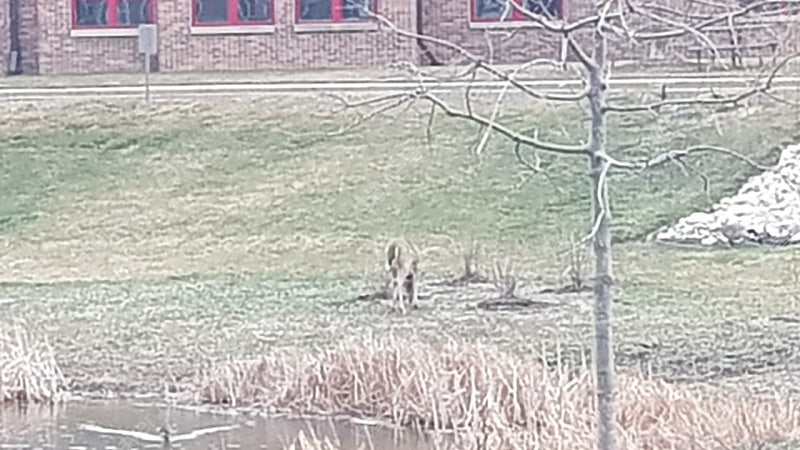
[475, 297, 560, 311]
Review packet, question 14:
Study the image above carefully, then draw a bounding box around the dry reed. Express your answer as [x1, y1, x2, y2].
[282, 429, 357, 450]
[196, 338, 800, 450]
[0, 324, 67, 404]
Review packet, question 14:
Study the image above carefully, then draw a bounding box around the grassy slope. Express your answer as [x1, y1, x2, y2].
[1, 91, 800, 394]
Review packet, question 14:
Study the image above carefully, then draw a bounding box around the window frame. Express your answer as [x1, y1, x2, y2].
[71, 0, 156, 30]
[294, 0, 378, 25]
[191, 0, 276, 27]
[468, 0, 563, 26]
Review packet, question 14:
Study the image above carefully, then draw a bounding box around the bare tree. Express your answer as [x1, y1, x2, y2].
[336, 1, 800, 449]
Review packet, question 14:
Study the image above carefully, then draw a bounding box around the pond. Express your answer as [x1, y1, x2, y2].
[0, 399, 434, 450]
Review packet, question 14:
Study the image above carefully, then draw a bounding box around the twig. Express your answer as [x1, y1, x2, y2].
[607, 144, 772, 171]
[425, 102, 436, 148]
[514, 141, 541, 173]
[672, 156, 713, 201]
[464, 63, 479, 117]
[325, 92, 416, 136]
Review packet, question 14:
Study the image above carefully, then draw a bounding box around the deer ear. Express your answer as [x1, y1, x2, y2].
[385, 245, 397, 268]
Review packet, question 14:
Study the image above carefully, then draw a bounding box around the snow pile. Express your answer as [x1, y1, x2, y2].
[653, 144, 800, 246]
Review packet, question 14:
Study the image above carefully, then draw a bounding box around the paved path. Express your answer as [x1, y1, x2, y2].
[0, 75, 798, 99]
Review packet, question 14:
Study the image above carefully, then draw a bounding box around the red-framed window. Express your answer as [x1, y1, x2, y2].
[72, 0, 155, 29]
[470, 0, 562, 23]
[192, 0, 275, 26]
[295, 0, 376, 23]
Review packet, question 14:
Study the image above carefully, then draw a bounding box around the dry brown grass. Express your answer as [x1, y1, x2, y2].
[196, 338, 800, 450]
[282, 429, 357, 450]
[0, 324, 67, 404]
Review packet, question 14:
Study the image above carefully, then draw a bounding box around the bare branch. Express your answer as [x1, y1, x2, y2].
[506, 1, 604, 70]
[514, 141, 542, 173]
[508, 0, 623, 34]
[616, 0, 635, 41]
[324, 92, 416, 136]
[475, 57, 578, 155]
[673, 157, 713, 201]
[475, 76, 512, 156]
[576, 160, 612, 247]
[632, 0, 800, 41]
[463, 63, 479, 117]
[425, 102, 436, 149]
[566, 37, 598, 71]
[369, 12, 590, 102]
[636, 3, 715, 20]
[323, 92, 410, 112]
[632, 3, 723, 62]
[420, 90, 589, 156]
[607, 145, 772, 171]
[763, 91, 800, 107]
[604, 51, 800, 113]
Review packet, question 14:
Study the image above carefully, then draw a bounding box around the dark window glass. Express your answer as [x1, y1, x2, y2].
[118, 0, 151, 25]
[196, 0, 229, 23]
[475, 0, 508, 19]
[342, 0, 371, 20]
[239, 0, 271, 21]
[299, 0, 332, 21]
[524, 0, 558, 17]
[75, 0, 109, 26]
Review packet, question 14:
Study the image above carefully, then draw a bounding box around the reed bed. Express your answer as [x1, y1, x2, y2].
[196, 338, 800, 450]
[0, 324, 67, 404]
[282, 429, 349, 450]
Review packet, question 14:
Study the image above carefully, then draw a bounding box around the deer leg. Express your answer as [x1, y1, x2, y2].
[396, 279, 406, 314]
[405, 274, 418, 310]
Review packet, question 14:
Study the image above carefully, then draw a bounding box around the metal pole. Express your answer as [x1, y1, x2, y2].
[144, 54, 151, 104]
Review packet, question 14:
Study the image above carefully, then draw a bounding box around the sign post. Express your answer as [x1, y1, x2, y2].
[137, 24, 158, 104]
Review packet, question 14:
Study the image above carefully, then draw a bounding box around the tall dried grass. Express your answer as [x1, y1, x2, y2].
[0, 324, 67, 404]
[196, 338, 800, 450]
[282, 429, 353, 450]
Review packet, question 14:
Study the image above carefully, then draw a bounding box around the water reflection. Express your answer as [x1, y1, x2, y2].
[0, 400, 433, 450]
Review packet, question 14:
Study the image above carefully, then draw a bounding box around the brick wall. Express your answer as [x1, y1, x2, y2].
[421, 0, 798, 69]
[19, 0, 39, 73]
[159, 0, 416, 72]
[36, 0, 140, 74]
[0, 0, 8, 73]
[421, 0, 588, 65]
[31, 0, 417, 75]
[6, 0, 798, 76]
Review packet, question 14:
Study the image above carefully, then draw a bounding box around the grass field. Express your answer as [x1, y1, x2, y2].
[1, 86, 800, 402]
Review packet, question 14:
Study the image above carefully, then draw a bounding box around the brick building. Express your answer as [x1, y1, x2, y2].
[1, 0, 798, 75]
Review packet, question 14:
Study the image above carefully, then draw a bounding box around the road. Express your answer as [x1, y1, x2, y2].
[0, 75, 798, 99]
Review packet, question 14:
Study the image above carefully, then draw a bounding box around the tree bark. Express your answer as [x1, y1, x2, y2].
[588, 24, 616, 450]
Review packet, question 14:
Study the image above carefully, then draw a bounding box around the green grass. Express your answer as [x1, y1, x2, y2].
[0, 90, 799, 398]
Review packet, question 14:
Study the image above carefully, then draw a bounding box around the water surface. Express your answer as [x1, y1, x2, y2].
[0, 400, 433, 449]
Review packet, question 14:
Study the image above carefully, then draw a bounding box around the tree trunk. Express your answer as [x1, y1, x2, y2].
[588, 26, 616, 450]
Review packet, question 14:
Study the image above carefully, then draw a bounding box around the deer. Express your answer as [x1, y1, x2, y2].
[385, 238, 420, 314]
